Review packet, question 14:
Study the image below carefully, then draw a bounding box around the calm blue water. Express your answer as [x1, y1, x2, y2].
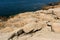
[0, 0, 59, 16]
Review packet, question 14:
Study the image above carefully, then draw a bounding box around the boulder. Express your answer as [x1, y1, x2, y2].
[22, 21, 47, 33]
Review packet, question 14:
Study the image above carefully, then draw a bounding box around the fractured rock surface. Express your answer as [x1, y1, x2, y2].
[0, 5, 60, 40]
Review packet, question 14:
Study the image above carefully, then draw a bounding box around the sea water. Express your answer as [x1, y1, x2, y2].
[0, 0, 59, 16]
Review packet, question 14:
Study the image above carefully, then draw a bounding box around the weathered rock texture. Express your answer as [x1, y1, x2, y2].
[0, 5, 60, 40]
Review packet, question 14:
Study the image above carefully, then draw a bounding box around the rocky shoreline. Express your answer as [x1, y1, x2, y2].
[0, 3, 60, 40]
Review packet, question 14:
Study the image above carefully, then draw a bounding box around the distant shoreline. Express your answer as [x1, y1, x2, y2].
[42, 2, 60, 10]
